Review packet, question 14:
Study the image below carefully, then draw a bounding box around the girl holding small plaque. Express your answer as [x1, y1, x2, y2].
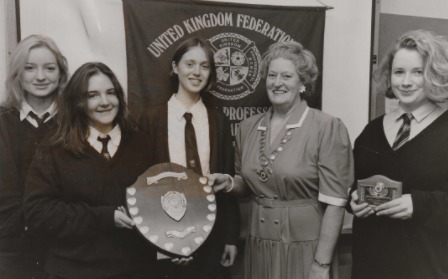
[24, 62, 157, 279]
[348, 30, 448, 279]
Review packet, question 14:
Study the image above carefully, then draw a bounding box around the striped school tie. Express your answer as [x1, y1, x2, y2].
[392, 113, 413, 150]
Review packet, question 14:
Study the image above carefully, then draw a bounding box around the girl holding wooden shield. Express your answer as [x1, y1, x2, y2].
[24, 62, 157, 279]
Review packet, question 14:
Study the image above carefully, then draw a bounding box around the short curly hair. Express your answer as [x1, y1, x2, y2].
[375, 29, 448, 102]
[260, 41, 319, 95]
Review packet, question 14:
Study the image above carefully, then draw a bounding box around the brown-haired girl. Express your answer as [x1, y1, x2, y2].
[24, 62, 157, 279]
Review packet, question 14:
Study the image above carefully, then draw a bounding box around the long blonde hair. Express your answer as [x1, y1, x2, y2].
[3, 34, 69, 109]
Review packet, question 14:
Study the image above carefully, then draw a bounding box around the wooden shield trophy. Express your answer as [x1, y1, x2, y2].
[126, 163, 216, 257]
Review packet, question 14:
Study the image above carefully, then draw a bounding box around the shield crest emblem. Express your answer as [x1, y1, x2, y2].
[126, 162, 216, 257]
[161, 191, 187, 221]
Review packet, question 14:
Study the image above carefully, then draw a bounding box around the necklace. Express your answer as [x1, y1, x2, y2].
[257, 126, 294, 182]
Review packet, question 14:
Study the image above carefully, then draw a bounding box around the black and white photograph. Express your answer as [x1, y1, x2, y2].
[1, 0, 448, 278]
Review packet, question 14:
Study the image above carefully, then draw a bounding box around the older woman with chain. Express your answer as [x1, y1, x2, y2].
[209, 41, 354, 279]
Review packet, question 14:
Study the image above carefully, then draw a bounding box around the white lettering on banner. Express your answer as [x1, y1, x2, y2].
[147, 25, 185, 57]
[236, 14, 292, 42]
[146, 12, 294, 58]
[183, 12, 233, 33]
[222, 106, 269, 121]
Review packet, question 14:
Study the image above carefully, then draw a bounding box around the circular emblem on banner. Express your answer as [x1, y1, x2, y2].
[208, 33, 262, 100]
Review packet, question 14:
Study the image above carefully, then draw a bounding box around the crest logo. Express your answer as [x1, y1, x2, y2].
[161, 191, 187, 221]
[208, 33, 262, 100]
[368, 182, 389, 198]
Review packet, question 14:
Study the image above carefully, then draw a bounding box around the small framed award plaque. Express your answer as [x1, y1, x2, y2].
[357, 175, 402, 206]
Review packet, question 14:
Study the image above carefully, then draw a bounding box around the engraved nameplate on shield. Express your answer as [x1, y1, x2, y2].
[126, 162, 216, 257]
[357, 175, 402, 206]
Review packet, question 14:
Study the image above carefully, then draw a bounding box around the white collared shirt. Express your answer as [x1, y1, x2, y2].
[384, 102, 446, 147]
[87, 125, 121, 158]
[20, 101, 57, 128]
[167, 94, 210, 175]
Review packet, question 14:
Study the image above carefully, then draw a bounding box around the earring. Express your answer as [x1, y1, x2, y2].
[299, 85, 306, 93]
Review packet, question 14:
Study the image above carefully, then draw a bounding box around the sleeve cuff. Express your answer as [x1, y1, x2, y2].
[318, 192, 347, 207]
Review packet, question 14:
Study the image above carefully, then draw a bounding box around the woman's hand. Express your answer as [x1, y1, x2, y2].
[375, 194, 413, 219]
[171, 256, 193, 266]
[308, 262, 330, 279]
[350, 191, 375, 218]
[220, 244, 237, 267]
[206, 173, 232, 192]
[114, 206, 134, 229]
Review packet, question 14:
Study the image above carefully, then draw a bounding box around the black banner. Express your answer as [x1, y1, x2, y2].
[123, 0, 326, 136]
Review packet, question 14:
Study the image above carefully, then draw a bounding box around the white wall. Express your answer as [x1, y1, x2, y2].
[320, 0, 371, 141]
[20, 0, 127, 95]
[381, 0, 448, 19]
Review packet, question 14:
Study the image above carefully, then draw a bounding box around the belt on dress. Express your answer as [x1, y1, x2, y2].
[254, 197, 317, 208]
